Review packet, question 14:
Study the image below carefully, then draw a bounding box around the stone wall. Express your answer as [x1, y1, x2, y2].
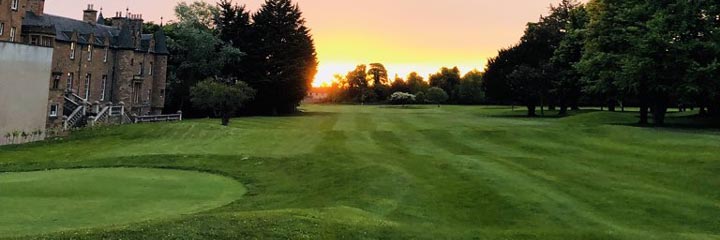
[0, 0, 28, 42]
[0, 41, 53, 145]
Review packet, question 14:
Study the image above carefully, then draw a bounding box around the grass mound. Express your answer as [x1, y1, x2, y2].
[0, 168, 246, 237]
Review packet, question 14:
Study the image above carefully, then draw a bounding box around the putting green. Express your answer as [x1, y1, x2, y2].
[0, 168, 246, 237]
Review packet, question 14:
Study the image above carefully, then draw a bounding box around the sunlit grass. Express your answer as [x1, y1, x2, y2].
[0, 105, 718, 239]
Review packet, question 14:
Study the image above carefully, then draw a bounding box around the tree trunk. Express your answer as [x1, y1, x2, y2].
[607, 100, 616, 112]
[222, 114, 230, 126]
[639, 105, 649, 125]
[653, 102, 668, 126]
[699, 106, 708, 117]
[221, 112, 230, 126]
[527, 105, 537, 117]
[572, 105, 580, 111]
[559, 105, 568, 116]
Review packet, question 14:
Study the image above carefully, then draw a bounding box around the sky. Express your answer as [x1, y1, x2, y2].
[46, 0, 573, 86]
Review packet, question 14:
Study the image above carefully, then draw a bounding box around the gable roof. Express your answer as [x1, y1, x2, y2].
[22, 11, 168, 54]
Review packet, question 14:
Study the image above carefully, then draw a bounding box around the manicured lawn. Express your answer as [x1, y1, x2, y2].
[0, 105, 718, 239]
[0, 168, 246, 237]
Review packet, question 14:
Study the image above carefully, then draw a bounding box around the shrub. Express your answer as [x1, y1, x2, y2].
[389, 92, 416, 106]
[426, 87, 449, 107]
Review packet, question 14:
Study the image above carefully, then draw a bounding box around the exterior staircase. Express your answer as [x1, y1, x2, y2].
[63, 93, 87, 130]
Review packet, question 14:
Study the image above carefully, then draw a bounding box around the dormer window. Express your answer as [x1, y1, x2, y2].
[11, 0, 19, 11]
[70, 42, 76, 60]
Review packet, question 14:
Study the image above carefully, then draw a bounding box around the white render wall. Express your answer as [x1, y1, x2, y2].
[0, 41, 53, 145]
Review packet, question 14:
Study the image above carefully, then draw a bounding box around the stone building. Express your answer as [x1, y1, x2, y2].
[1, 0, 169, 130]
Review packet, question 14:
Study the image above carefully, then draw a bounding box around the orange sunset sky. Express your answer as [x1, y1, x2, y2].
[47, 0, 573, 86]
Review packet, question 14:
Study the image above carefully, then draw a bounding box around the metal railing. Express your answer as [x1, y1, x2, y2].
[64, 105, 85, 130]
[134, 112, 183, 123]
[89, 106, 110, 126]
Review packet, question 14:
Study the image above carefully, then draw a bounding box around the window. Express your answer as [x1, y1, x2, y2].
[87, 45, 93, 61]
[42, 37, 52, 47]
[103, 47, 108, 63]
[139, 62, 144, 75]
[49, 104, 59, 118]
[100, 75, 107, 101]
[66, 73, 74, 90]
[52, 73, 61, 89]
[9, 27, 15, 42]
[70, 42, 76, 60]
[0, 23, 4, 36]
[30, 35, 39, 45]
[149, 62, 153, 76]
[84, 74, 91, 99]
[11, 0, 18, 11]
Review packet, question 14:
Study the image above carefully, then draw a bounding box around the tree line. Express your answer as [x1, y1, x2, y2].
[159, 0, 317, 124]
[324, 64, 485, 105]
[483, 0, 720, 125]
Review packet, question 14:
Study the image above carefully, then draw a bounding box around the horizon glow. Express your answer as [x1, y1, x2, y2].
[45, 0, 576, 87]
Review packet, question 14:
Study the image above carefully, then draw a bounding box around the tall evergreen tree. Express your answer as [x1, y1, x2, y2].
[246, 0, 318, 114]
[216, 0, 252, 78]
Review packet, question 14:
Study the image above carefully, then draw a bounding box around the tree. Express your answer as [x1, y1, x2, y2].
[458, 70, 485, 105]
[426, 87, 449, 107]
[508, 64, 544, 116]
[245, 0, 318, 114]
[406, 72, 429, 94]
[191, 79, 256, 126]
[368, 63, 389, 86]
[216, 0, 252, 78]
[484, 0, 581, 116]
[174, 1, 218, 29]
[346, 65, 369, 103]
[368, 63, 390, 101]
[389, 92, 416, 106]
[484, 46, 520, 105]
[390, 75, 410, 94]
[429, 67, 461, 102]
[164, 1, 244, 117]
[415, 91, 427, 104]
[549, 5, 588, 115]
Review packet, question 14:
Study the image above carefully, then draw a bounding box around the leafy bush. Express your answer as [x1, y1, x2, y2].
[426, 87, 449, 107]
[389, 92, 416, 106]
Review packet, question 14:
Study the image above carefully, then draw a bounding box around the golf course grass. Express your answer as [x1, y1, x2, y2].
[0, 168, 246, 237]
[0, 105, 718, 239]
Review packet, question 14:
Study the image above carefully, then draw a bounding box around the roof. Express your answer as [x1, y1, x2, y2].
[22, 11, 168, 54]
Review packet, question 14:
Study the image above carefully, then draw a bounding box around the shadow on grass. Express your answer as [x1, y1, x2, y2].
[378, 105, 438, 110]
[616, 115, 720, 131]
[486, 109, 599, 119]
[287, 111, 339, 117]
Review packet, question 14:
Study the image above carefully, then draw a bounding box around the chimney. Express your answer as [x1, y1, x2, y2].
[28, 0, 45, 16]
[83, 4, 98, 24]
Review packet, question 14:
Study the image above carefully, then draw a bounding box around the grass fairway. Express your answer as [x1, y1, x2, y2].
[0, 168, 246, 237]
[0, 105, 718, 239]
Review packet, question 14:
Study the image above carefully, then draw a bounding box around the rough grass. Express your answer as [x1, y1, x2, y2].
[0, 105, 718, 240]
